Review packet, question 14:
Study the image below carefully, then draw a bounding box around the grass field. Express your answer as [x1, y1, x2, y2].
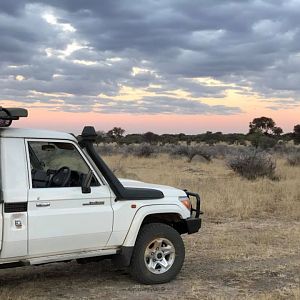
[106, 154, 300, 220]
[0, 154, 299, 299]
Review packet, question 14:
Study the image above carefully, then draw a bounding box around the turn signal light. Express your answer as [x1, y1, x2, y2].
[180, 197, 191, 210]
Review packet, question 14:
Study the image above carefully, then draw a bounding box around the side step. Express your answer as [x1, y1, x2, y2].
[28, 248, 118, 265]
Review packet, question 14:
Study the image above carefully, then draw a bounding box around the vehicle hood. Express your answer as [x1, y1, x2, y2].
[119, 178, 186, 198]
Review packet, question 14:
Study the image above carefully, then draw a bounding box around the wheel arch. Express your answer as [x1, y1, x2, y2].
[114, 205, 187, 268]
[122, 204, 188, 248]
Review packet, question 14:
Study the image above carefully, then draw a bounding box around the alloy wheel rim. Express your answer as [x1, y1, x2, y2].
[144, 238, 175, 274]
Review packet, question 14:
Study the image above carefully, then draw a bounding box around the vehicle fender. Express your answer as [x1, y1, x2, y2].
[122, 204, 187, 247]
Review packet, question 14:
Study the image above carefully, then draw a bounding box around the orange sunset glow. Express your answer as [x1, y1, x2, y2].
[5, 104, 297, 135]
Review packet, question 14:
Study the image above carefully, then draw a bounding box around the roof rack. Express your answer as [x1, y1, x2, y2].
[0, 107, 28, 127]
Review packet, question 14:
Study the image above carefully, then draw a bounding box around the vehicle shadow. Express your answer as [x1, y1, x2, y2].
[0, 260, 132, 287]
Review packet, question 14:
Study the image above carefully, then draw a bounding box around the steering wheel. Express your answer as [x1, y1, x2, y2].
[49, 166, 71, 187]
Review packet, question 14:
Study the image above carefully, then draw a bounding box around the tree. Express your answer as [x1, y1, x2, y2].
[202, 131, 218, 145]
[249, 117, 276, 135]
[273, 126, 283, 136]
[95, 130, 106, 145]
[143, 132, 159, 144]
[293, 124, 300, 145]
[107, 127, 125, 143]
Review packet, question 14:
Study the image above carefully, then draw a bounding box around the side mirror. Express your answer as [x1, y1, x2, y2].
[82, 170, 93, 194]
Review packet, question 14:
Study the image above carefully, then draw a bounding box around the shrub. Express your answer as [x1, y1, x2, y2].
[120, 144, 136, 156]
[170, 145, 189, 157]
[227, 150, 276, 180]
[248, 133, 277, 149]
[95, 143, 116, 156]
[192, 148, 212, 162]
[133, 143, 155, 157]
[170, 145, 211, 162]
[287, 152, 300, 166]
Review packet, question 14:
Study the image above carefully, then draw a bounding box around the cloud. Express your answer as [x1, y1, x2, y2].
[94, 96, 242, 115]
[1, 0, 300, 114]
[0, 0, 26, 16]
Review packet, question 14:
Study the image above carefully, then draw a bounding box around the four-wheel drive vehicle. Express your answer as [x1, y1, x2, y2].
[0, 107, 202, 284]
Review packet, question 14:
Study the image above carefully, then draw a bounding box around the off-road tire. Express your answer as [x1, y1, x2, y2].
[129, 223, 185, 284]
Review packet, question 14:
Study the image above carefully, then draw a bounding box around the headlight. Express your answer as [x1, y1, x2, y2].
[179, 196, 191, 211]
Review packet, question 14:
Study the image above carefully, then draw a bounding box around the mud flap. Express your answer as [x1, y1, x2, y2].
[113, 246, 134, 267]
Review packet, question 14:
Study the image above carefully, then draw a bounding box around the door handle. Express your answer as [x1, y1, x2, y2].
[82, 201, 105, 206]
[36, 202, 50, 207]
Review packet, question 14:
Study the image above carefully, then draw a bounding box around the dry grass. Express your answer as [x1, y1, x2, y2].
[0, 154, 299, 299]
[103, 154, 300, 221]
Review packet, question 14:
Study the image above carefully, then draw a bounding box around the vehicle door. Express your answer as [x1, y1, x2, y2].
[26, 139, 113, 256]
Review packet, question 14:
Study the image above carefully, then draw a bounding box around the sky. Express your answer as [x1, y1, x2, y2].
[0, 0, 300, 134]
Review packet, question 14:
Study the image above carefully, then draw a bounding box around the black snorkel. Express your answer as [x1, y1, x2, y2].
[78, 126, 164, 201]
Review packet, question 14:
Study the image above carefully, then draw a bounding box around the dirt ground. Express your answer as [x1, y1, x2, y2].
[0, 218, 299, 300]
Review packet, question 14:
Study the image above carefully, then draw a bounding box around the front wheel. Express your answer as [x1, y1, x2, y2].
[129, 223, 185, 284]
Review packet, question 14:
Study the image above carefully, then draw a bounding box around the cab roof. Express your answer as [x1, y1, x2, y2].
[0, 127, 77, 142]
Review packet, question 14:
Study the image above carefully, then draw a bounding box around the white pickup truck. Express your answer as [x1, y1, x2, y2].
[0, 107, 202, 284]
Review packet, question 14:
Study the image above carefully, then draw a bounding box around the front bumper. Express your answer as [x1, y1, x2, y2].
[185, 217, 201, 234]
[184, 190, 203, 234]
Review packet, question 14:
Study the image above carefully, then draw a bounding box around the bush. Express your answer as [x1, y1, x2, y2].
[170, 145, 211, 162]
[248, 133, 277, 149]
[120, 144, 136, 156]
[95, 143, 116, 156]
[133, 143, 155, 157]
[170, 145, 189, 157]
[227, 150, 276, 180]
[287, 152, 300, 166]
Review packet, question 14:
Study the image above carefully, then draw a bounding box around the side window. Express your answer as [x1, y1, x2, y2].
[28, 141, 100, 188]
